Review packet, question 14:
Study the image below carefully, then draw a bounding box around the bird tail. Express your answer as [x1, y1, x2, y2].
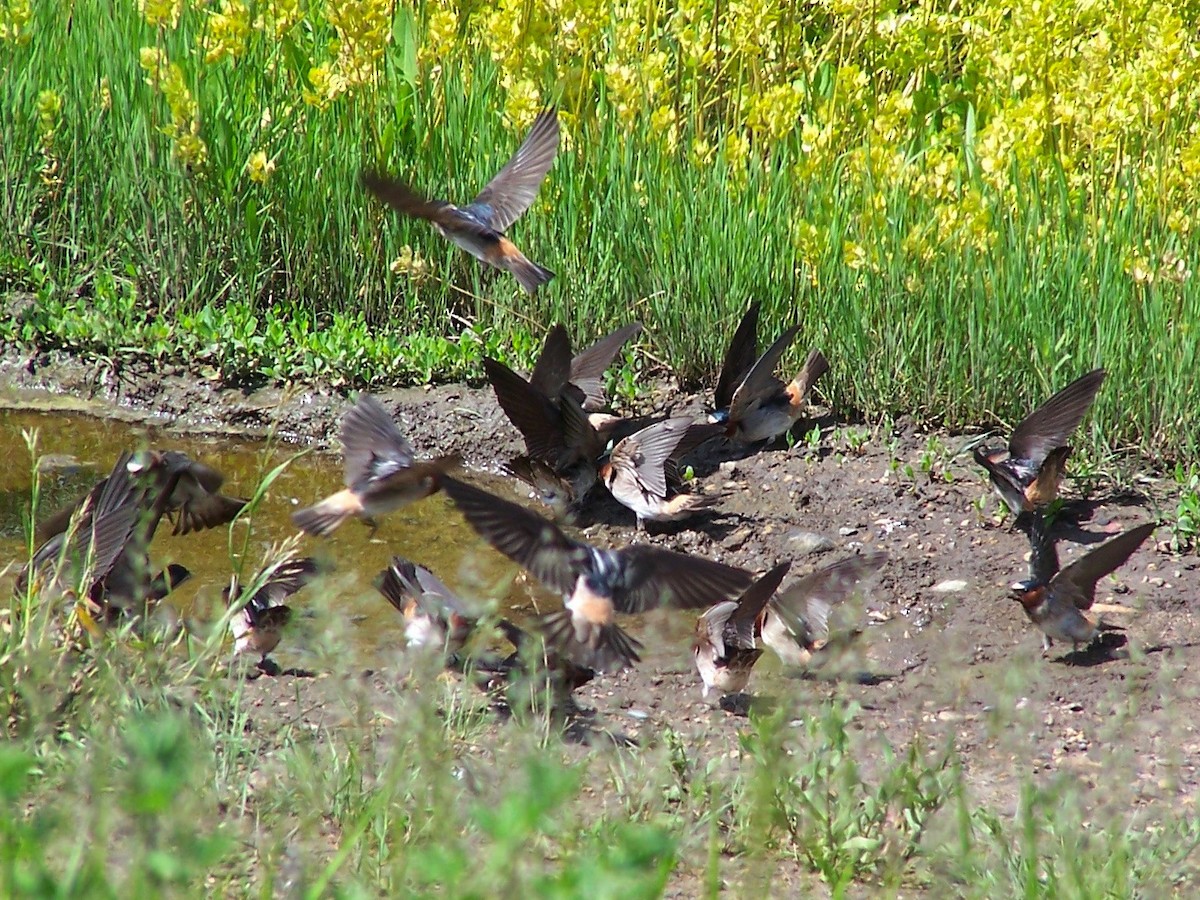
[536, 609, 642, 673]
[292, 491, 360, 536]
[787, 348, 830, 405]
[507, 251, 555, 294]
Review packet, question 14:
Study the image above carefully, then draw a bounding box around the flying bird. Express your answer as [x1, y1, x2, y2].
[441, 476, 754, 672]
[292, 394, 459, 536]
[973, 368, 1107, 515]
[376, 555, 477, 654]
[363, 107, 560, 294]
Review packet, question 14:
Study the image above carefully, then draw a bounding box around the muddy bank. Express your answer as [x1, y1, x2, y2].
[4, 342, 1200, 891]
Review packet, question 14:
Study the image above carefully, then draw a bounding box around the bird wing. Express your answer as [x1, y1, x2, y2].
[1009, 368, 1106, 465]
[608, 545, 753, 614]
[714, 303, 760, 412]
[1053, 521, 1155, 610]
[569, 323, 643, 411]
[528, 324, 574, 400]
[773, 552, 887, 642]
[610, 418, 694, 498]
[725, 562, 790, 647]
[441, 476, 591, 596]
[361, 172, 493, 235]
[471, 107, 560, 232]
[728, 324, 801, 421]
[340, 394, 416, 490]
[484, 357, 567, 463]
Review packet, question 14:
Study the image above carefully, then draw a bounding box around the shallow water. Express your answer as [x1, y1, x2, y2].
[0, 407, 702, 673]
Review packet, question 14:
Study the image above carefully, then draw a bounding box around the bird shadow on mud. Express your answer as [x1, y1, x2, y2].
[246, 659, 319, 679]
[1057, 631, 1129, 667]
[1050, 494, 1156, 546]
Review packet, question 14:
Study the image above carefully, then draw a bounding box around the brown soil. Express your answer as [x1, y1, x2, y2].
[4, 345, 1199, 890]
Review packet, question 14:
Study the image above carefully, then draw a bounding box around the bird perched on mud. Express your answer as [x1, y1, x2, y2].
[708, 302, 829, 444]
[694, 562, 791, 697]
[227, 556, 321, 672]
[1011, 513, 1154, 654]
[486, 354, 604, 517]
[292, 393, 459, 536]
[363, 107, 560, 294]
[757, 552, 888, 669]
[972, 368, 1106, 516]
[376, 554, 478, 654]
[600, 417, 724, 530]
[441, 476, 754, 672]
[36, 449, 246, 543]
[20, 450, 194, 628]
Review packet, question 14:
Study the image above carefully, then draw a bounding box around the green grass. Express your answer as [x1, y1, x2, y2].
[3, 434, 1198, 896]
[2, 1, 1198, 462]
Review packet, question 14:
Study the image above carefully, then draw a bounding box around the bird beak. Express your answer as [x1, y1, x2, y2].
[955, 432, 995, 458]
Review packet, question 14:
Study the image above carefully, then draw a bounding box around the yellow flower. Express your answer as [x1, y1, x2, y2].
[0, 0, 32, 45]
[245, 150, 275, 184]
[139, 0, 184, 29]
[98, 76, 112, 112]
[390, 245, 430, 282]
[36, 89, 62, 142]
[202, 0, 251, 65]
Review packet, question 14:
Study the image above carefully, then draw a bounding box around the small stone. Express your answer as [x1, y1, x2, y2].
[787, 531, 834, 555]
[932, 579, 969, 593]
[838, 526, 859, 537]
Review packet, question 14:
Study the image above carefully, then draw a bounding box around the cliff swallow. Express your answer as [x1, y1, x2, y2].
[758, 552, 888, 668]
[293, 394, 459, 536]
[441, 476, 754, 672]
[21, 450, 192, 624]
[973, 368, 1106, 515]
[599, 418, 723, 529]
[711, 302, 763, 422]
[528, 322, 644, 413]
[723, 326, 829, 444]
[486, 356, 603, 513]
[694, 562, 791, 697]
[226, 557, 321, 668]
[36, 450, 246, 543]
[474, 617, 597, 714]
[376, 554, 476, 653]
[1011, 517, 1154, 653]
[363, 107, 560, 293]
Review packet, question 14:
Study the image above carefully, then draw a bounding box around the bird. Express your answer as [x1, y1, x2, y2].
[362, 107, 560, 294]
[375, 554, 477, 654]
[525, 322, 644, 414]
[35, 449, 246, 543]
[694, 562, 791, 697]
[708, 304, 829, 443]
[599, 417, 723, 530]
[20, 450, 194, 627]
[972, 368, 1107, 515]
[757, 552, 888, 668]
[473, 617, 598, 716]
[1011, 516, 1155, 654]
[440, 476, 754, 672]
[486, 355, 604, 515]
[226, 556, 321, 670]
[292, 393, 459, 536]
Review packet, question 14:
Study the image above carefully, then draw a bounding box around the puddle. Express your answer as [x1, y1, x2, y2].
[0, 408, 702, 672]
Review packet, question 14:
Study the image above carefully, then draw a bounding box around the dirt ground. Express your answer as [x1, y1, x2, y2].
[4, 345, 1199, 889]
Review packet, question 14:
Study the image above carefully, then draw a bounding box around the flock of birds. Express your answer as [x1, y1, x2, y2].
[13, 106, 1158, 715]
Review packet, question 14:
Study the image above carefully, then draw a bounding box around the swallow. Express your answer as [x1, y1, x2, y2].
[694, 562, 791, 697]
[36, 450, 246, 543]
[1011, 517, 1154, 653]
[363, 107, 560, 294]
[293, 393, 459, 536]
[473, 618, 597, 715]
[486, 356, 603, 514]
[708, 304, 830, 442]
[599, 418, 724, 529]
[226, 556, 321, 668]
[21, 451, 192, 625]
[527, 322, 644, 413]
[441, 476, 754, 672]
[376, 555, 476, 653]
[758, 552, 888, 668]
[973, 368, 1106, 515]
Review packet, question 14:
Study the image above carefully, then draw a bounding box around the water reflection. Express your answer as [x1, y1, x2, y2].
[0, 408, 701, 673]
